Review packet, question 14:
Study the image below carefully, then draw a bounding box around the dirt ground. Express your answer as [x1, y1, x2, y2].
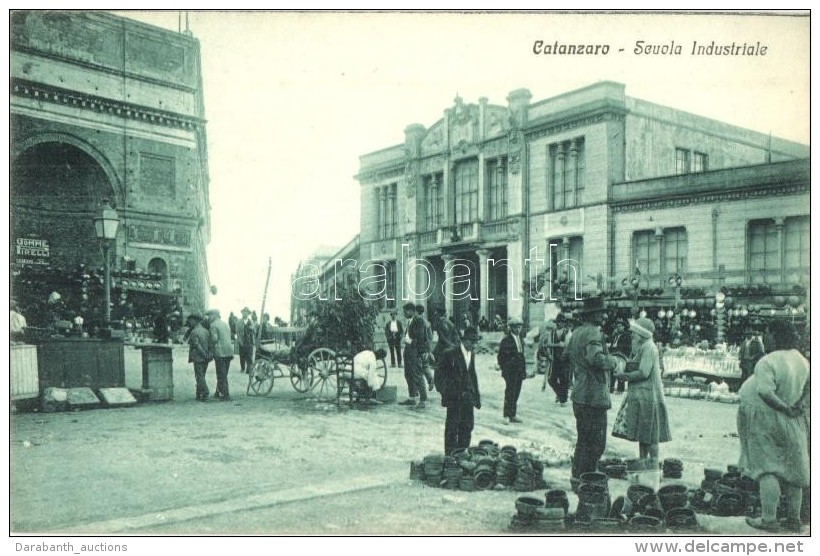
[8, 345, 810, 537]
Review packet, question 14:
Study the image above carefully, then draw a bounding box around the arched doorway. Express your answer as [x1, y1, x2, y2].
[11, 141, 119, 329]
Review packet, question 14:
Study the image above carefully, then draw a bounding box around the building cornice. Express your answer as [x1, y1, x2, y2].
[11, 78, 204, 131]
[524, 100, 627, 142]
[611, 182, 809, 214]
[355, 164, 406, 184]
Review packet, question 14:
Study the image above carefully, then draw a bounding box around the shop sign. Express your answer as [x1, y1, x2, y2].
[15, 237, 50, 266]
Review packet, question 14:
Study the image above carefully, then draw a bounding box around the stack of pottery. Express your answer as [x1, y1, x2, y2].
[545, 489, 570, 517]
[662, 458, 684, 479]
[510, 496, 546, 531]
[575, 482, 610, 524]
[623, 484, 655, 517]
[658, 484, 689, 513]
[423, 454, 444, 487]
[496, 450, 517, 487]
[665, 507, 699, 530]
[443, 456, 462, 490]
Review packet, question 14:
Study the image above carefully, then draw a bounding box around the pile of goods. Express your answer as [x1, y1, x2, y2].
[689, 464, 810, 526]
[508, 470, 700, 533]
[409, 440, 548, 493]
[662, 458, 684, 479]
[663, 346, 741, 378]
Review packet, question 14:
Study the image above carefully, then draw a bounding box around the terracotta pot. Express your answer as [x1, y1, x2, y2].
[658, 484, 689, 512]
[666, 507, 698, 529]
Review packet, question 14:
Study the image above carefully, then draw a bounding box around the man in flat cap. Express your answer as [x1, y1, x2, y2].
[207, 309, 234, 400]
[187, 314, 212, 401]
[498, 316, 527, 424]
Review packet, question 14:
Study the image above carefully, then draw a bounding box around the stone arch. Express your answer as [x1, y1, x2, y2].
[12, 131, 124, 206]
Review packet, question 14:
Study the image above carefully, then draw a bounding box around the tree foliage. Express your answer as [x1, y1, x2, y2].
[305, 280, 380, 353]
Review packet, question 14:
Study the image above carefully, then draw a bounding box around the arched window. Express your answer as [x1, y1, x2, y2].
[148, 257, 168, 279]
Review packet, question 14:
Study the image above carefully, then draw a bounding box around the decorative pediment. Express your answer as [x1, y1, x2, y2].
[484, 106, 510, 139]
[421, 121, 445, 155]
[449, 96, 478, 151]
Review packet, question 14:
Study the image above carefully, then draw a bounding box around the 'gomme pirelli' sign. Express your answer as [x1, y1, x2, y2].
[15, 237, 50, 266]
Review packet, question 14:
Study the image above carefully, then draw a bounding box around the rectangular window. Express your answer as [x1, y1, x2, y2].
[693, 152, 708, 173]
[454, 159, 478, 224]
[633, 231, 661, 277]
[377, 183, 397, 239]
[550, 138, 585, 209]
[422, 173, 444, 231]
[549, 237, 584, 284]
[675, 148, 691, 175]
[485, 157, 508, 221]
[748, 220, 780, 278]
[784, 216, 809, 271]
[663, 227, 688, 275]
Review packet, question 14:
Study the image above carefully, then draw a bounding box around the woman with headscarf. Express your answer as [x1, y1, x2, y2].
[737, 320, 810, 533]
[611, 316, 671, 460]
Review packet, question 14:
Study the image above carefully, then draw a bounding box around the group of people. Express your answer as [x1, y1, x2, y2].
[184, 305, 289, 401]
[185, 309, 235, 402]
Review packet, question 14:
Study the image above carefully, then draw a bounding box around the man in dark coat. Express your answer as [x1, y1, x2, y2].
[435, 326, 482, 455]
[738, 329, 765, 385]
[384, 311, 404, 367]
[235, 307, 256, 373]
[497, 316, 527, 424]
[565, 296, 624, 490]
[187, 314, 212, 401]
[399, 302, 430, 409]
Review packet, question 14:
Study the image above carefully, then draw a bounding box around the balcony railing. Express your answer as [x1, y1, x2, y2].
[419, 230, 439, 247]
[482, 219, 510, 238]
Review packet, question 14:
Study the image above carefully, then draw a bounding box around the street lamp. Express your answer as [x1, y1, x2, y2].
[94, 199, 119, 327]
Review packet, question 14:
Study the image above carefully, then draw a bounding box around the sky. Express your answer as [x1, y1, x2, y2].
[110, 10, 810, 322]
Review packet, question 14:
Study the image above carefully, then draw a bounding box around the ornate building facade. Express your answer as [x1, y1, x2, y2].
[10, 12, 211, 326]
[355, 82, 809, 334]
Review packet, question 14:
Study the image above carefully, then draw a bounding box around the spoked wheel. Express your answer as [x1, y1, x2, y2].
[289, 362, 313, 393]
[247, 359, 275, 396]
[307, 348, 338, 401]
[374, 358, 388, 392]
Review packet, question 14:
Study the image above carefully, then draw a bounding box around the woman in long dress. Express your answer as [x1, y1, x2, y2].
[611, 316, 671, 460]
[737, 320, 810, 533]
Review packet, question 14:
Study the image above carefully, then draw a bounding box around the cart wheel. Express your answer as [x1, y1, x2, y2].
[374, 357, 388, 391]
[289, 363, 313, 393]
[247, 359, 275, 396]
[308, 348, 337, 401]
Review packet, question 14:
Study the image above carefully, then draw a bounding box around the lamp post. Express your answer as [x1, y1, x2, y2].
[94, 199, 119, 327]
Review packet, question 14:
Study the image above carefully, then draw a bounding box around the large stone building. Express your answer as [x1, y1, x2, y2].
[10, 11, 211, 328]
[354, 82, 809, 338]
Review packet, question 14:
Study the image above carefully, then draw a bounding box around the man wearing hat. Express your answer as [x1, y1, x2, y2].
[206, 309, 234, 400]
[399, 302, 430, 409]
[435, 326, 482, 454]
[235, 307, 256, 373]
[738, 328, 765, 386]
[565, 296, 625, 489]
[497, 316, 527, 424]
[383, 311, 404, 368]
[187, 314, 212, 401]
